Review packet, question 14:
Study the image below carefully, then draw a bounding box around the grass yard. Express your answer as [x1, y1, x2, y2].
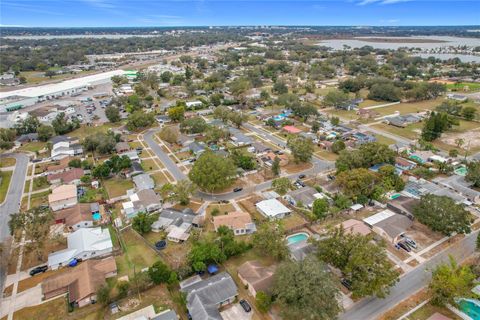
[373, 134, 397, 146]
[151, 172, 170, 187]
[323, 108, 359, 121]
[371, 123, 422, 140]
[0, 157, 16, 167]
[0, 170, 13, 203]
[17, 141, 47, 153]
[407, 303, 460, 320]
[447, 82, 480, 92]
[141, 159, 160, 172]
[314, 150, 339, 161]
[23, 179, 31, 193]
[103, 178, 134, 198]
[32, 176, 50, 191]
[359, 99, 389, 108]
[68, 123, 120, 140]
[374, 97, 444, 117]
[128, 140, 144, 149]
[115, 228, 159, 277]
[282, 212, 308, 231]
[10, 296, 69, 320]
[19, 70, 97, 85]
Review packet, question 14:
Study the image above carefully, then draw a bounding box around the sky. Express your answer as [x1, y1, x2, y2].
[1, 0, 479, 28]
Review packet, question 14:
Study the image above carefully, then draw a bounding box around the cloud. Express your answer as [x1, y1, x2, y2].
[82, 0, 116, 9]
[2, 1, 64, 15]
[357, 0, 412, 5]
[380, 19, 400, 23]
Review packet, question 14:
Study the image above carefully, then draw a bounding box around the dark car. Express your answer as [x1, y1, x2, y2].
[327, 174, 335, 181]
[29, 265, 48, 276]
[240, 299, 252, 312]
[233, 187, 243, 192]
[155, 240, 167, 250]
[397, 241, 411, 252]
[341, 278, 352, 290]
[298, 174, 306, 179]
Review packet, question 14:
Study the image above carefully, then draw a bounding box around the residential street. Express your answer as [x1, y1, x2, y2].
[0, 153, 29, 242]
[341, 229, 479, 320]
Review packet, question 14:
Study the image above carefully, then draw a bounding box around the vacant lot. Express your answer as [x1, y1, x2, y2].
[68, 123, 120, 140]
[0, 170, 13, 203]
[141, 159, 160, 172]
[0, 157, 16, 167]
[103, 178, 133, 198]
[374, 97, 444, 117]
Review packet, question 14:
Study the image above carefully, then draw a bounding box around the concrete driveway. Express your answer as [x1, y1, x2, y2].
[220, 304, 252, 320]
[0, 284, 43, 318]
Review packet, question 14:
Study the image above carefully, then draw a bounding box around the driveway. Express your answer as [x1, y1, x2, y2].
[220, 304, 252, 320]
[0, 284, 42, 318]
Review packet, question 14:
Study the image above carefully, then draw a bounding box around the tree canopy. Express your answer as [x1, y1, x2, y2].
[287, 136, 314, 163]
[188, 151, 237, 193]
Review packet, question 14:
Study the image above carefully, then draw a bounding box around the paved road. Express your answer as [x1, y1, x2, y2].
[341, 229, 479, 320]
[0, 153, 29, 242]
[144, 127, 335, 201]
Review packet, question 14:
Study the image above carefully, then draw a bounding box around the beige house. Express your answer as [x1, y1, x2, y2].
[237, 260, 276, 297]
[212, 211, 256, 236]
[48, 184, 77, 211]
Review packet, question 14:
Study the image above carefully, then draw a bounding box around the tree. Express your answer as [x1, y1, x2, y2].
[316, 227, 399, 298]
[37, 125, 55, 142]
[189, 151, 237, 193]
[205, 126, 229, 143]
[96, 285, 111, 305]
[230, 150, 255, 170]
[272, 81, 288, 94]
[449, 149, 459, 158]
[271, 156, 280, 176]
[68, 158, 82, 168]
[466, 161, 480, 188]
[312, 198, 329, 219]
[126, 111, 155, 131]
[171, 180, 197, 205]
[116, 281, 130, 299]
[271, 177, 291, 195]
[148, 261, 177, 285]
[336, 168, 380, 200]
[159, 126, 178, 144]
[14, 115, 39, 135]
[252, 221, 289, 260]
[421, 112, 458, 142]
[336, 142, 395, 172]
[273, 256, 341, 320]
[330, 116, 340, 126]
[213, 106, 231, 123]
[368, 83, 402, 102]
[429, 256, 476, 306]
[52, 112, 79, 135]
[160, 71, 172, 83]
[210, 93, 223, 106]
[462, 106, 477, 121]
[287, 136, 313, 163]
[105, 105, 121, 123]
[180, 117, 207, 134]
[83, 132, 116, 155]
[229, 111, 248, 128]
[188, 239, 227, 272]
[291, 104, 318, 121]
[45, 70, 56, 78]
[331, 140, 346, 154]
[255, 291, 272, 313]
[323, 89, 350, 108]
[167, 106, 185, 122]
[413, 194, 471, 236]
[132, 212, 156, 234]
[378, 165, 405, 192]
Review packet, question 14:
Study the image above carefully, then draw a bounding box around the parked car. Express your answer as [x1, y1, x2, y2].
[298, 174, 306, 179]
[233, 187, 243, 192]
[155, 240, 167, 250]
[397, 241, 411, 252]
[29, 265, 48, 276]
[240, 299, 252, 312]
[400, 235, 417, 249]
[109, 303, 120, 314]
[340, 278, 352, 290]
[327, 174, 335, 181]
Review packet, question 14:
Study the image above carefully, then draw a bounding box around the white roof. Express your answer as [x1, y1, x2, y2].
[256, 199, 291, 218]
[0, 70, 125, 99]
[429, 155, 447, 163]
[350, 204, 364, 211]
[168, 226, 190, 241]
[48, 248, 77, 267]
[68, 227, 113, 253]
[363, 209, 396, 226]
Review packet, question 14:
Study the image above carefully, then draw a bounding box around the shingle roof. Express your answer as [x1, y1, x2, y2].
[237, 260, 276, 293]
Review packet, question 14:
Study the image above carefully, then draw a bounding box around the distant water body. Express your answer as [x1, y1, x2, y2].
[319, 36, 480, 62]
[3, 34, 161, 39]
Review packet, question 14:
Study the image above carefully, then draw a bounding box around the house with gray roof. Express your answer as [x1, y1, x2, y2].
[180, 272, 238, 320]
[187, 142, 206, 156]
[228, 127, 253, 146]
[133, 173, 155, 191]
[151, 208, 203, 242]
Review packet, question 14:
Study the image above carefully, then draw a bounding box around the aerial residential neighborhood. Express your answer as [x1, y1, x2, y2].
[1, 3, 480, 320]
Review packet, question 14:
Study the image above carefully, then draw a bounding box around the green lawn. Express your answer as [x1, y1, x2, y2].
[0, 157, 16, 167]
[32, 176, 50, 191]
[103, 178, 133, 198]
[371, 123, 423, 140]
[447, 82, 480, 92]
[19, 70, 97, 85]
[408, 302, 461, 320]
[68, 123, 121, 140]
[373, 134, 397, 146]
[0, 170, 13, 203]
[373, 97, 444, 117]
[29, 190, 51, 208]
[17, 141, 47, 153]
[115, 228, 159, 277]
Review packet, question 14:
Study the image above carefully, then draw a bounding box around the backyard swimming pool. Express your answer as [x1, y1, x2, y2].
[458, 298, 480, 320]
[286, 232, 309, 245]
[92, 212, 101, 221]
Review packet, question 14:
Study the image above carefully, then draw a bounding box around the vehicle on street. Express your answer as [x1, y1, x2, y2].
[233, 187, 243, 192]
[240, 299, 252, 312]
[341, 278, 352, 290]
[299, 174, 306, 179]
[29, 265, 48, 276]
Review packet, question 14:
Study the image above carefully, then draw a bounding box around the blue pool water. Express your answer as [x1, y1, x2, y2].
[92, 213, 101, 221]
[459, 299, 480, 320]
[286, 233, 309, 245]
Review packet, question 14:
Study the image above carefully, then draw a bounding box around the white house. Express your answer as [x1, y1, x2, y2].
[256, 199, 291, 219]
[48, 227, 113, 270]
[50, 136, 83, 160]
[186, 100, 203, 109]
[48, 184, 78, 212]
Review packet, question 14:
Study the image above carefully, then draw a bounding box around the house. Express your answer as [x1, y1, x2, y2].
[178, 134, 195, 146]
[212, 211, 256, 235]
[186, 100, 203, 109]
[155, 115, 171, 124]
[447, 93, 467, 102]
[48, 184, 77, 211]
[187, 141, 206, 156]
[151, 208, 202, 242]
[387, 196, 419, 219]
[385, 114, 422, 128]
[54, 203, 98, 231]
[122, 161, 144, 178]
[122, 189, 162, 219]
[260, 152, 289, 167]
[363, 210, 413, 243]
[357, 108, 379, 119]
[339, 219, 371, 236]
[229, 127, 253, 146]
[299, 132, 318, 143]
[16, 133, 39, 144]
[50, 136, 83, 160]
[237, 261, 276, 297]
[348, 131, 376, 145]
[409, 151, 435, 164]
[133, 173, 155, 191]
[248, 142, 270, 154]
[395, 157, 417, 172]
[284, 186, 325, 208]
[47, 168, 84, 185]
[115, 142, 130, 154]
[47, 227, 113, 269]
[119, 150, 140, 162]
[42, 257, 117, 308]
[256, 199, 291, 219]
[180, 272, 238, 320]
[282, 125, 302, 134]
